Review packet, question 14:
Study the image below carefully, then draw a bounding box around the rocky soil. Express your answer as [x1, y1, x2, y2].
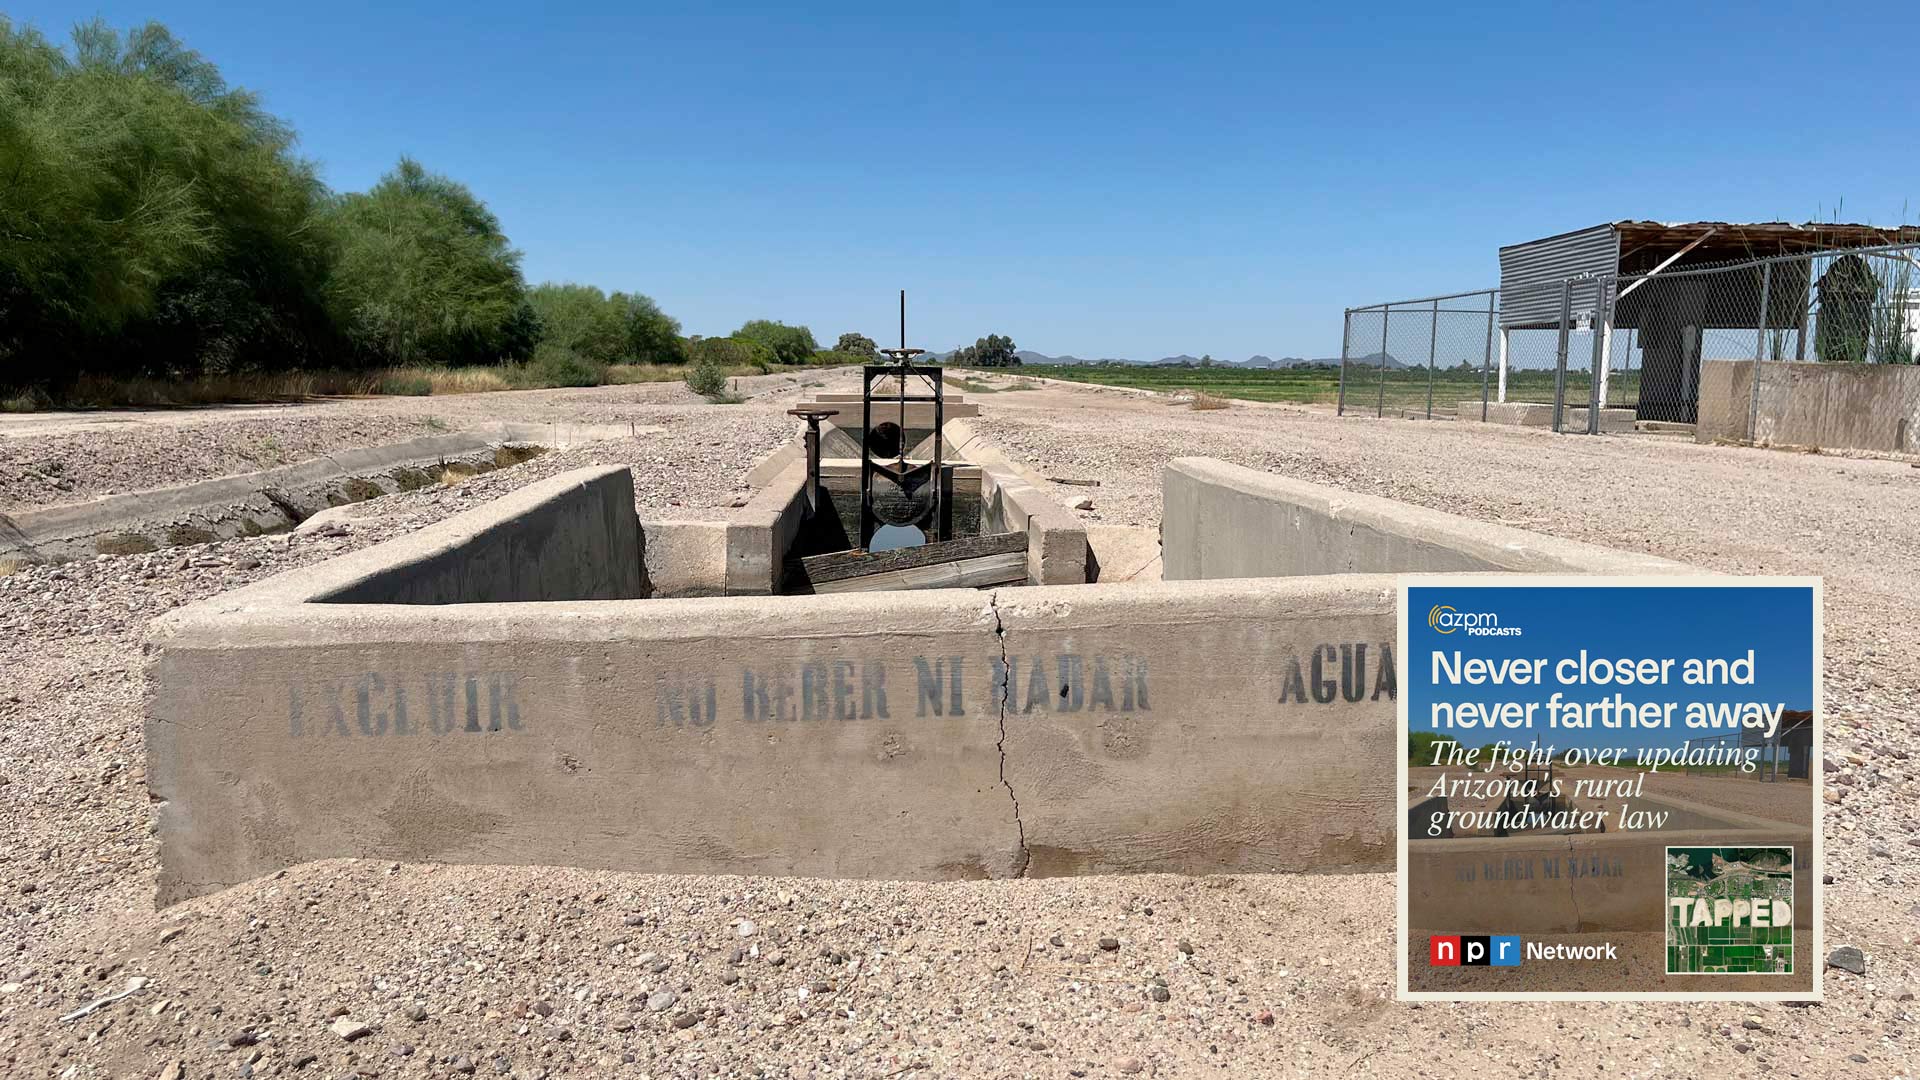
[0, 370, 828, 513]
[0, 376, 1915, 1078]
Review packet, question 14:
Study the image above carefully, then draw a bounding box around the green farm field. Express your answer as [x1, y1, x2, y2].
[997, 364, 1640, 411]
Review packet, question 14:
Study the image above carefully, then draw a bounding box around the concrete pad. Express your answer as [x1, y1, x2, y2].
[1085, 526, 1162, 583]
[1456, 401, 1635, 432]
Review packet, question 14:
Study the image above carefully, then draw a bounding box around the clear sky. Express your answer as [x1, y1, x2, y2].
[16, 2, 1920, 358]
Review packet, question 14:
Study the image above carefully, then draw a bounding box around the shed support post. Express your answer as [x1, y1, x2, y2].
[1596, 312, 1615, 410]
[1479, 291, 1495, 422]
[1496, 327, 1510, 403]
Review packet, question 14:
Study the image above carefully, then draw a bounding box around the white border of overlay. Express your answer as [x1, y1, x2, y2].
[1394, 574, 1823, 1003]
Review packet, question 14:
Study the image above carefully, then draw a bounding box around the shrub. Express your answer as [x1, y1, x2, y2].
[685, 355, 727, 397]
[688, 336, 771, 372]
[375, 370, 433, 396]
[530, 342, 607, 387]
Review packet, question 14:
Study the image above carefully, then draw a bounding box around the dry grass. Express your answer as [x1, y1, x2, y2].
[605, 363, 693, 385]
[1189, 391, 1231, 411]
[0, 555, 29, 579]
[423, 368, 513, 394]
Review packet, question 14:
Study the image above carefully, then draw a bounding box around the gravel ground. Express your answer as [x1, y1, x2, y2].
[0, 370, 831, 513]
[1, 377, 1916, 1078]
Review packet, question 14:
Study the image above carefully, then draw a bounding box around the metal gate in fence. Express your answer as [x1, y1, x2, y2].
[1338, 242, 1920, 435]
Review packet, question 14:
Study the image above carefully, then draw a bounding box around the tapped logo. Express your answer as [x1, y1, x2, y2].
[1426, 604, 1523, 637]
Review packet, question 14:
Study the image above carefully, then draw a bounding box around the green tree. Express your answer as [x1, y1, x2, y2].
[0, 18, 336, 385]
[613, 291, 684, 365]
[959, 333, 1019, 367]
[324, 157, 530, 366]
[834, 332, 878, 359]
[734, 319, 818, 366]
[528, 283, 628, 364]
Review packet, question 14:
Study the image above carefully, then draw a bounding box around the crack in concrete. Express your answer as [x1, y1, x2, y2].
[988, 589, 1031, 878]
[1562, 832, 1584, 933]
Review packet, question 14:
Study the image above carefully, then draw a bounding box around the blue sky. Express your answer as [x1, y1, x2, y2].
[17, 2, 1920, 357]
[1408, 585, 1815, 755]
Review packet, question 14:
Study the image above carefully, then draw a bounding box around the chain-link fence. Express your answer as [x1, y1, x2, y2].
[1338, 290, 1499, 421]
[1340, 242, 1920, 438]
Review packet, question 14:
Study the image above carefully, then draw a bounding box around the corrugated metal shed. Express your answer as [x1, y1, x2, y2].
[1498, 220, 1920, 329]
[1498, 224, 1617, 329]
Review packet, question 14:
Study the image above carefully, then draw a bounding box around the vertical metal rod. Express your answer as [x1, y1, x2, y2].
[803, 416, 822, 518]
[931, 370, 945, 542]
[1749, 262, 1773, 443]
[1480, 290, 1495, 422]
[860, 367, 874, 548]
[1377, 305, 1390, 418]
[1425, 298, 1439, 420]
[1552, 279, 1572, 433]
[899, 289, 906, 350]
[1795, 269, 1809, 362]
[1336, 310, 1352, 416]
[1587, 277, 1609, 435]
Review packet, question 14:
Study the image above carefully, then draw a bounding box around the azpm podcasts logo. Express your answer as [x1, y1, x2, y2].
[1426, 604, 1523, 637]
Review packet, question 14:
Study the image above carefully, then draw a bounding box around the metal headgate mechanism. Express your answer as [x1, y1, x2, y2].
[860, 290, 945, 550]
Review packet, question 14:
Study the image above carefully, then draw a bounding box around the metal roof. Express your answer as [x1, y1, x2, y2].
[1608, 220, 1920, 272]
[1497, 220, 1920, 329]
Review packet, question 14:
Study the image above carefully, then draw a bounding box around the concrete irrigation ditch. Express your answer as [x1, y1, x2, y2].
[145, 401, 1724, 917]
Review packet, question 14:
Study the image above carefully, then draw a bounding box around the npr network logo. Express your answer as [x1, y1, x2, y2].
[1429, 935, 1523, 967]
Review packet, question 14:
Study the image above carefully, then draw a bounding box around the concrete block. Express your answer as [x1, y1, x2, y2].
[1, 433, 523, 562]
[1161, 457, 1692, 580]
[724, 461, 809, 594]
[1699, 358, 1920, 454]
[998, 576, 1399, 875]
[314, 466, 641, 605]
[147, 588, 1019, 903]
[640, 520, 729, 597]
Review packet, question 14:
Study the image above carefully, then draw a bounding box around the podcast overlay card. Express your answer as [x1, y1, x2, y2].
[1396, 576, 1822, 1001]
